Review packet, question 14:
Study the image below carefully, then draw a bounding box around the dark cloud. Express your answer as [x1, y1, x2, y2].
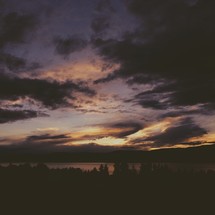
[65, 121, 143, 142]
[2, 134, 119, 153]
[54, 36, 87, 58]
[138, 99, 166, 110]
[0, 4, 95, 115]
[0, 74, 95, 109]
[136, 79, 215, 110]
[126, 74, 161, 85]
[109, 121, 143, 138]
[0, 53, 26, 71]
[94, 70, 120, 84]
[25, 134, 71, 147]
[131, 91, 168, 110]
[0, 10, 38, 73]
[0, 108, 43, 123]
[93, 0, 215, 109]
[95, 0, 115, 13]
[91, 16, 110, 35]
[124, 88, 170, 110]
[26, 134, 70, 142]
[5, 133, 72, 152]
[91, 0, 115, 38]
[0, 12, 37, 48]
[144, 118, 207, 147]
[160, 108, 210, 118]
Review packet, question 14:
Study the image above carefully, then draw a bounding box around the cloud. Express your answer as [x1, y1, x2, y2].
[108, 121, 143, 138]
[138, 99, 166, 110]
[0, 53, 26, 71]
[0, 118, 207, 151]
[137, 80, 215, 109]
[26, 121, 143, 148]
[0, 133, 70, 153]
[91, 16, 110, 35]
[64, 121, 143, 144]
[0, 12, 37, 48]
[0, 74, 95, 109]
[93, 0, 215, 109]
[95, 0, 115, 13]
[124, 88, 170, 110]
[25, 133, 71, 147]
[144, 118, 207, 147]
[0, 133, 120, 153]
[2, 133, 72, 152]
[37, 127, 59, 132]
[160, 108, 210, 118]
[91, 0, 115, 38]
[0, 10, 38, 73]
[0, 108, 43, 123]
[94, 70, 120, 84]
[0, 3, 96, 116]
[132, 91, 168, 110]
[53, 36, 87, 58]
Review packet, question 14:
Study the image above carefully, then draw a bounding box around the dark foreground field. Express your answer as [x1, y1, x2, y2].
[0, 163, 215, 214]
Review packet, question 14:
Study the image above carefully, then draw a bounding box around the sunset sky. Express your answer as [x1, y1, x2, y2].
[0, 0, 215, 152]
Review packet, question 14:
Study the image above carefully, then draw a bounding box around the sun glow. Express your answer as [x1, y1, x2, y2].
[94, 136, 126, 146]
[64, 126, 133, 146]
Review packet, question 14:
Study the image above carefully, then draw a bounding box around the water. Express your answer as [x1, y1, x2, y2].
[1, 162, 215, 174]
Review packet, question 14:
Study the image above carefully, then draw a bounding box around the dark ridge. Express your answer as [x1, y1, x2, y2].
[0, 144, 215, 162]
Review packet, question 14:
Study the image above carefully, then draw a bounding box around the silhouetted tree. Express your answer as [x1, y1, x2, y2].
[113, 162, 129, 176]
[36, 163, 48, 170]
[99, 164, 109, 176]
[130, 164, 138, 176]
[103, 164, 109, 176]
[139, 163, 152, 176]
[91, 167, 99, 176]
[99, 164, 104, 173]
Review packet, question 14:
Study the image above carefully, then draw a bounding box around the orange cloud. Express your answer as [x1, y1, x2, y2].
[31, 58, 120, 82]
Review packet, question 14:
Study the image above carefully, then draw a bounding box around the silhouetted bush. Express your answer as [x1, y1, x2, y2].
[0, 162, 215, 213]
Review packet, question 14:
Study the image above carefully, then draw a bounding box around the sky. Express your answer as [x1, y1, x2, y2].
[0, 0, 215, 153]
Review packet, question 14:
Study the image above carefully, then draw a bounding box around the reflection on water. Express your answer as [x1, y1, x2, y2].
[1, 162, 215, 174]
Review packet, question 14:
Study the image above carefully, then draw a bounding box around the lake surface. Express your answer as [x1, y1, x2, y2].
[2, 162, 215, 174]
